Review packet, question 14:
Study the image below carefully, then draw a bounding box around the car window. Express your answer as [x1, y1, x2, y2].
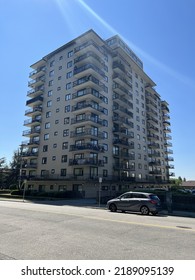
[121, 193, 132, 199]
[132, 193, 147, 198]
[149, 194, 160, 200]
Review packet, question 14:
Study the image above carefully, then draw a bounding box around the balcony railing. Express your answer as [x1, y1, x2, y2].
[72, 102, 106, 114]
[74, 63, 106, 79]
[71, 115, 105, 126]
[73, 75, 107, 92]
[72, 88, 105, 102]
[26, 95, 43, 106]
[69, 158, 104, 166]
[70, 128, 105, 139]
[25, 106, 42, 116]
[69, 143, 105, 152]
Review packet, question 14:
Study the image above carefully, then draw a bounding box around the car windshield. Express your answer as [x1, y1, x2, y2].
[149, 194, 160, 200]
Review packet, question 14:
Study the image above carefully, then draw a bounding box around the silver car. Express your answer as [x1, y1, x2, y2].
[107, 191, 161, 215]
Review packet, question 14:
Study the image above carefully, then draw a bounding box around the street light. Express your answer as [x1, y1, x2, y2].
[98, 177, 102, 207]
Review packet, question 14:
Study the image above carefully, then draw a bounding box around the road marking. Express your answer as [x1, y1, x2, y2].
[1, 201, 195, 232]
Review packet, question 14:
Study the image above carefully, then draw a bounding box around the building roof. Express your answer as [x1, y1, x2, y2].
[181, 181, 195, 188]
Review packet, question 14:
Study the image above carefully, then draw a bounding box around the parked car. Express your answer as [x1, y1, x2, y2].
[107, 191, 162, 215]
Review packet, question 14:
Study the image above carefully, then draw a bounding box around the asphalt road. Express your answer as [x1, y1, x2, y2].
[0, 200, 195, 260]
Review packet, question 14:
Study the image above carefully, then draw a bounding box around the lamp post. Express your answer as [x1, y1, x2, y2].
[23, 179, 27, 202]
[98, 177, 102, 207]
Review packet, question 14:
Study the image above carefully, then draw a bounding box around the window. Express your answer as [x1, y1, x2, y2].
[48, 80, 53, 86]
[53, 143, 57, 148]
[50, 60, 55, 67]
[44, 133, 49, 140]
[65, 93, 71, 100]
[64, 117, 70, 124]
[57, 87, 61, 91]
[46, 111, 51, 118]
[67, 50, 73, 58]
[47, 100, 52, 107]
[61, 169, 67, 176]
[54, 131, 58, 136]
[59, 66, 62, 70]
[52, 156, 56, 161]
[61, 155, 67, 162]
[64, 105, 70, 112]
[66, 82, 71, 90]
[62, 142, 68, 149]
[66, 71, 72, 78]
[67, 61, 72, 68]
[48, 90, 52, 97]
[57, 97, 60, 102]
[45, 122, 50, 129]
[103, 156, 108, 163]
[49, 70, 54, 77]
[103, 170, 108, 177]
[56, 108, 60, 113]
[76, 126, 84, 134]
[59, 55, 63, 60]
[63, 129, 69, 137]
[43, 145, 48, 152]
[42, 157, 47, 164]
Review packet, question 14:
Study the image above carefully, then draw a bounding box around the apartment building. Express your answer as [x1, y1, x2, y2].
[21, 29, 174, 198]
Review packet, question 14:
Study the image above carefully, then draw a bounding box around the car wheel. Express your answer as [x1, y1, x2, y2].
[140, 205, 149, 215]
[109, 203, 117, 212]
[151, 211, 158, 216]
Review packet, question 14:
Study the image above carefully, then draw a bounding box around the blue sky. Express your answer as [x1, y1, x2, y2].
[0, 0, 194, 180]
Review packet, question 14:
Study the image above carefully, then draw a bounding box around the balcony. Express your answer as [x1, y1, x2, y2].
[70, 128, 105, 139]
[113, 128, 134, 139]
[74, 63, 106, 80]
[72, 88, 105, 103]
[163, 121, 171, 126]
[113, 72, 132, 89]
[28, 75, 45, 88]
[25, 106, 42, 116]
[163, 127, 171, 133]
[71, 114, 105, 127]
[148, 142, 160, 149]
[22, 127, 40, 137]
[113, 93, 133, 108]
[149, 160, 161, 166]
[149, 170, 162, 175]
[24, 117, 41, 127]
[27, 86, 44, 98]
[165, 149, 173, 154]
[72, 102, 106, 115]
[147, 124, 159, 133]
[161, 102, 169, 113]
[69, 158, 104, 166]
[147, 133, 159, 141]
[113, 82, 131, 96]
[74, 39, 106, 57]
[148, 152, 161, 158]
[73, 75, 107, 92]
[22, 139, 40, 147]
[22, 163, 37, 169]
[74, 51, 106, 69]
[69, 143, 105, 152]
[26, 95, 43, 107]
[113, 104, 133, 118]
[165, 156, 174, 161]
[22, 151, 38, 158]
[112, 115, 134, 128]
[164, 141, 172, 147]
[113, 139, 133, 147]
[113, 61, 126, 74]
[29, 66, 46, 79]
[113, 164, 134, 171]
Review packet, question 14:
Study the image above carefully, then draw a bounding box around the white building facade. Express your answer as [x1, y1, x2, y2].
[21, 30, 174, 198]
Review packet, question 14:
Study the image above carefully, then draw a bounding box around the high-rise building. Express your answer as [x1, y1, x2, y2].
[21, 29, 174, 197]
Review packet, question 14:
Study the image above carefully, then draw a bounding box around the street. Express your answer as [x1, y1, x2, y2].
[0, 199, 195, 260]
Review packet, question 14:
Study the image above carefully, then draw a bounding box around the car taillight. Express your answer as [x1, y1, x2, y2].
[150, 200, 157, 204]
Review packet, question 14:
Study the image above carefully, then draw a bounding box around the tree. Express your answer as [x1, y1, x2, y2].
[5, 149, 22, 189]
